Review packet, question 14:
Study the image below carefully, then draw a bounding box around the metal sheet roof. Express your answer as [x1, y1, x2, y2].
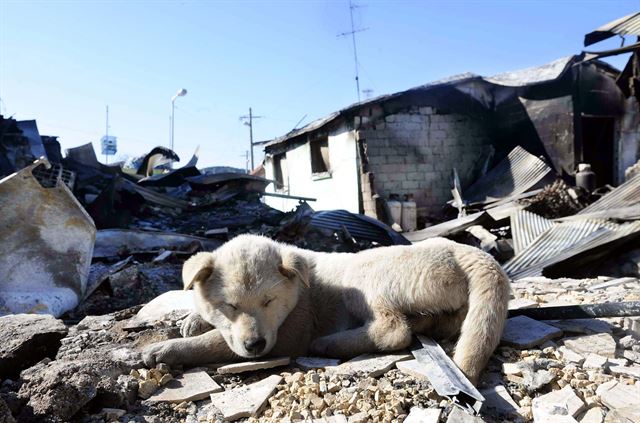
[485, 56, 574, 87]
[463, 146, 554, 206]
[16, 120, 47, 159]
[584, 12, 640, 46]
[578, 173, 640, 214]
[510, 210, 557, 255]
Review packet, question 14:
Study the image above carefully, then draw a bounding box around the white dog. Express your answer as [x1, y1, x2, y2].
[143, 234, 510, 384]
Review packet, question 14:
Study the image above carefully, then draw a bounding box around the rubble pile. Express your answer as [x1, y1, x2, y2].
[517, 179, 591, 219]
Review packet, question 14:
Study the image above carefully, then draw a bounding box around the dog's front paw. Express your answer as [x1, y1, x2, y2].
[180, 313, 214, 338]
[143, 340, 180, 368]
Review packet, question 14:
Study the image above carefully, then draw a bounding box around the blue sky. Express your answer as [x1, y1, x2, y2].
[0, 0, 637, 170]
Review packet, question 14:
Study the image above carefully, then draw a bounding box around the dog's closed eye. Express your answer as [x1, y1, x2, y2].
[262, 297, 275, 307]
[224, 303, 238, 311]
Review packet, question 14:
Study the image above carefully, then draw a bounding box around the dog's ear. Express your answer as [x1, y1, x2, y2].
[278, 251, 310, 288]
[183, 252, 215, 290]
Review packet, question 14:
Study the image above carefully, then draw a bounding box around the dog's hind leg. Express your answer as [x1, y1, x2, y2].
[310, 305, 412, 358]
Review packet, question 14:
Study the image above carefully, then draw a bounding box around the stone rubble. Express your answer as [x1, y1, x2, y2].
[0, 276, 639, 422]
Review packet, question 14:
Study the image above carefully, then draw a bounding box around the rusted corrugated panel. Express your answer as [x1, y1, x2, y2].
[404, 211, 495, 243]
[464, 146, 554, 206]
[578, 173, 640, 214]
[510, 210, 556, 255]
[505, 220, 640, 280]
[585, 12, 640, 46]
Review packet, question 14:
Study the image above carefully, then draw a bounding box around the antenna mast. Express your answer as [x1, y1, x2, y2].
[339, 0, 368, 102]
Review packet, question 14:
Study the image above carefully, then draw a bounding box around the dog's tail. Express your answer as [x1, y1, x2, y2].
[453, 249, 510, 384]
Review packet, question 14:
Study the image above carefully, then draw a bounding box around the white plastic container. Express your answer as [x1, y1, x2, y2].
[387, 194, 403, 229]
[401, 194, 417, 232]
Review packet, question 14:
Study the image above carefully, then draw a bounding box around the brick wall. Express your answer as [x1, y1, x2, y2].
[359, 106, 493, 217]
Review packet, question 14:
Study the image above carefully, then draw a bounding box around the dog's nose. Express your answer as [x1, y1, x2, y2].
[244, 337, 266, 355]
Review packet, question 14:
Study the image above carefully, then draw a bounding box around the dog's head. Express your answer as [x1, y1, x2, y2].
[182, 234, 309, 358]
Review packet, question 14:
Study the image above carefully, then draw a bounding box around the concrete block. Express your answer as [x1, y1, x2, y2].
[501, 316, 563, 348]
[216, 357, 290, 375]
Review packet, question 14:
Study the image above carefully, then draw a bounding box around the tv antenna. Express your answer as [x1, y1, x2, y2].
[338, 0, 368, 102]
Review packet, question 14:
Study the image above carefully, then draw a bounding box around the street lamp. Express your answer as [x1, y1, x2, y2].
[170, 88, 187, 152]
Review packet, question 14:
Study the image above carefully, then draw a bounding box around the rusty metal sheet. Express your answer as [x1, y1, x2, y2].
[404, 212, 495, 243]
[0, 159, 96, 317]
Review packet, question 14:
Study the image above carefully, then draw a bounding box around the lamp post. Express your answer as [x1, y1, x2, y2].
[170, 88, 187, 152]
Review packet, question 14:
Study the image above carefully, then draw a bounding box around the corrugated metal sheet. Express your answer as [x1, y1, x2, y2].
[504, 219, 611, 278]
[585, 12, 640, 46]
[510, 210, 557, 255]
[504, 219, 640, 280]
[310, 209, 410, 246]
[464, 146, 554, 206]
[404, 211, 495, 243]
[578, 173, 640, 214]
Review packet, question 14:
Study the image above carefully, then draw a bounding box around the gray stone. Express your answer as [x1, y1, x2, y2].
[522, 368, 554, 392]
[596, 380, 640, 410]
[396, 359, 428, 380]
[0, 314, 68, 379]
[564, 333, 617, 358]
[619, 335, 639, 349]
[347, 412, 368, 423]
[147, 370, 222, 402]
[480, 385, 519, 417]
[623, 349, 640, 364]
[446, 407, 486, 422]
[582, 354, 608, 370]
[532, 386, 584, 422]
[216, 357, 290, 374]
[578, 407, 604, 423]
[209, 374, 282, 421]
[295, 357, 341, 370]
[558, 346, 585, 365]
[545, 319, 612, 335]
[608, 363, 640, 378]
[312, 416, 348, 423]
[501, 316, 563, 349]
[331, 353, 412, 377]
[405, 407, 441, 423]
[502, 362, 523, 375]
[603, 407, 640, 423]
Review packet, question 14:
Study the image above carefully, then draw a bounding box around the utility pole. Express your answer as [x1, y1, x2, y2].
[338, 0, 368, 102]
[105, 106, 109, 164]
[241, 151, 249, 173]
[239, 107, 264, 170]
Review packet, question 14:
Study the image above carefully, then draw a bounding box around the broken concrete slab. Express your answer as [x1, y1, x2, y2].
[0, 158, 96, 317]
[558, 346, 585, 365]
[582, 353, 608, 370]
[501, 316, 563, 348]
[0, 314, 68, 380]
[563, 333, 617, 358]
[508, 298, 539, 309]
[501, 362, 523, 375]
[595, 380, 640, 410]
[147, 370, 222, 402]
[446, 407, 486, 422]
[209, 374, 282, 421]
[578, 407, 604, 423]
[396, 359, 428, 380]
[404, 406, 441, 423]
[532, 385, 585, 422]
[216, 357, 290, 375]
[607, 363, 640, 378]
[295, 357, 341, 370]
[330, 353, 412, 378]
[623, 349, 640, 364]
[312, 416, 348, 423]
[135, 290, 195, 324]
[479, 385, 519, 417]
[603, 407, 640, 423]
[544, 319, 612, 335]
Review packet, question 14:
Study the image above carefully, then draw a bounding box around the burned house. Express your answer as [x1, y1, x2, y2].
[263, 55, 639, 222]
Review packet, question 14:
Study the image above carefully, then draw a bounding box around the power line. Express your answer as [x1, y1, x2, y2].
[338, 0, 368, 102]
